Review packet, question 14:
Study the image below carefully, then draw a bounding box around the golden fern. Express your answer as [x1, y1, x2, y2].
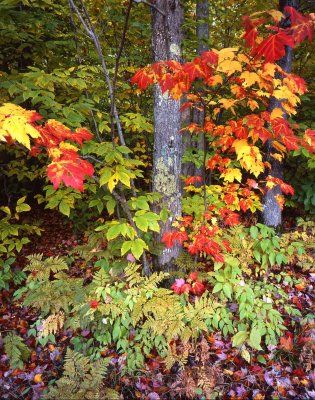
[24, 254, 68, 282]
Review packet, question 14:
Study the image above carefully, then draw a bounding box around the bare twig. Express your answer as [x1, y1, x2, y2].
[69, 0, 127, 146]
[135, 0, 166, 16]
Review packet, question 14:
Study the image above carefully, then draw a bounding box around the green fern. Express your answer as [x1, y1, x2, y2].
[44, 349, 118, 400]
[3, 332, 30, 369]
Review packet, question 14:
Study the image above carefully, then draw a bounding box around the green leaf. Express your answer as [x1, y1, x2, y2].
[253, 250, 261, 263]
[59, 201, 70, 217]
[223, 283, 232, 299]
[121, 241, 132, 256]
[106, 224, 122, 241]
[130, 238, 148, 260]
[160, 208, 168, 223]
[232, 331, 248, 347]
[241, 348, 251, 363]
[212, 282, 223, 294]
[269, 252, 276, 266]
[250, 226, 258, 239]
[17, 196, 27, 205]
[249, 327, 262, 350]
[99, 167, 112, 187]
[134, 215, 148, 232]
[257, 355, 267, 365]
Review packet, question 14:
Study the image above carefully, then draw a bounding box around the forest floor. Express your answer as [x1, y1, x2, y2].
[0, 208, 314, 400]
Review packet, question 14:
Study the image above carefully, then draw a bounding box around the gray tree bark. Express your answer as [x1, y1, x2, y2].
[262, 0, 299, 230]
[182, 0, 209, 181]
[151, 0, 183, 270]
[193, 0, 209, 183]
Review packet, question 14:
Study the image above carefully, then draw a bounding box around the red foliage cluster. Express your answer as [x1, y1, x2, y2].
[171, 272, 205, 296]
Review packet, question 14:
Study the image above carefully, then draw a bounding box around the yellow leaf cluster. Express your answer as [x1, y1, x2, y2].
[233, 139, 264, 177]
[0, 103, 40, 149]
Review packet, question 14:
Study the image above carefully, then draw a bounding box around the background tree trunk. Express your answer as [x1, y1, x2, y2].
[152, 0, 182, 270]
[262, 0, 299, 230]
[192, 0, 209, 184]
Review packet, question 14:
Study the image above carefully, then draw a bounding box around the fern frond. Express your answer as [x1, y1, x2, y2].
[3, 332, 30, 369]
[24, 254, 68, 282]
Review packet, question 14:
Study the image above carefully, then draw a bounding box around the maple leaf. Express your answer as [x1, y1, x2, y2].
[131, 68, 154, 90]
[301, 129, 315, 153]
[217, 60, 242, 76]
[182, 60, 205, 81]
[47, 156, 94, 192]
[239, 198, 252, 212]
[240, 71, 260, 87]
[271, 118, 293, 138]
[279, 335, 294, 352]
[252, 30, 294, 63]
[185, 176, 203, 186]
[224, 193, 237, 205]
[270, 107, 284, 120]
[219, 208, 240, 226]
[0, 103, 41, 149]
[161, 230, 188, 248]
[281, 133, 299, 151]
[266, 176, 294, 196]
[285, 6, 314, 44]
[275, 194, 285, 210]
[242, 16, 265, 48]
[191, 280, 206, 296]
[171, 279, 191, 295]
[200, 50, 219, 65]
[220, 168, 242, 183]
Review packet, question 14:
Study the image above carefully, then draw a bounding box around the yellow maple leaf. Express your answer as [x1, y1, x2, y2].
[219, 98, 237, 111]
[237, 53, 250, 64]
[248, 99, 259, 111]
[262, 63, 277, 77]
[0, 103, 40, 149]
[271, 153, 283, 161]
[270, 108, 284, 120]
[217, 60, 242, 76]
[217, 47, 239, 63]
[272, 141, 287, 153]
[233, 139, 264, 177]
[240, 71, 260, 87]
[220, 168, 242, 183]
[267, 10, 284, 22]
[1, 116, 40, 149]
[273, 86, 299, 107]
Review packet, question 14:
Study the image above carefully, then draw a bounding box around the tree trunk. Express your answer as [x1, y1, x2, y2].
[193, 0, 209, 183]
[262, 0, 299, 230]
[182, 0, 209, 182]
[151, 0, 182, 270]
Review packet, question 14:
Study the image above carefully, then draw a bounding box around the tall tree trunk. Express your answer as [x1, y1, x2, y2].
[262, 0, 299, 230]
[193, 0, 209, 183]
[182, 0, 209, 182]
[152, 0, 182, 270]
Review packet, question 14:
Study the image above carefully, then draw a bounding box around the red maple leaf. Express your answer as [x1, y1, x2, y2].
[242, 16, 265, 48]
[47, 156, 94, 192]
[191, 280, 206, 296]
[161, 230, 188, 248]
[171, 278, 191, 294]
[182, 60, 205, 81]
[185, 175, 203, 185]
[281, 134, 299, 151]
[200, 50, 219, 66]
[131, 68, 154, 90]
[252, 30, 294, 62]
[271, 118, 293, 138]
[285, 6, 314, 44]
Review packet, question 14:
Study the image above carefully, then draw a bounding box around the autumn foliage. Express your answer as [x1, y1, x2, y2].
[132, 6, 315, 267]
[0, 103, 94, 191]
